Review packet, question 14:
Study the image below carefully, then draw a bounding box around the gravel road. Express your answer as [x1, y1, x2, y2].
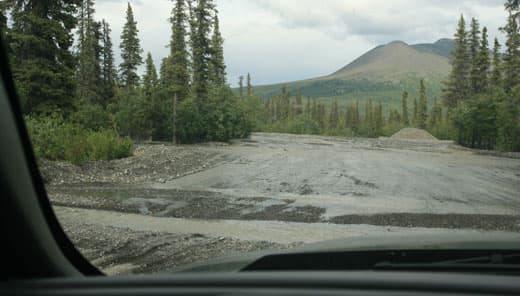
[43, 132, 520, 275]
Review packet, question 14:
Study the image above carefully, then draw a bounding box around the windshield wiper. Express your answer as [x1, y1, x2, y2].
[374, 253, 520, 272]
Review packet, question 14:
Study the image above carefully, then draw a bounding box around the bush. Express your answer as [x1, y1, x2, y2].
[24, 114, 133, 164]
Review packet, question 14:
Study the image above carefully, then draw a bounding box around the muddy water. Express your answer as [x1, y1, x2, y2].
[153, 133, 520, 217]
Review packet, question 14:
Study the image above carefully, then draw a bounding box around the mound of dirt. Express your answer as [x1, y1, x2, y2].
[390, 128, 438, 141]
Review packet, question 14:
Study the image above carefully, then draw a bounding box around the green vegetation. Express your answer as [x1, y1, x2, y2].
[238, 1, 519, 152]
[3, 0, 251, 163]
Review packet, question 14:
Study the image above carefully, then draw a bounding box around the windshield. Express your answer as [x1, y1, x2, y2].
[1, 0, 519, 275]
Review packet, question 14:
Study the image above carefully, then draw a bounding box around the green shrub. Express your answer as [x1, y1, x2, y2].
[71, 103, 113, 131]
[24, 114, 133, 164]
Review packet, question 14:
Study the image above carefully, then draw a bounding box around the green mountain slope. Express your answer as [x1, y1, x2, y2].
[250, 39, 454, 107]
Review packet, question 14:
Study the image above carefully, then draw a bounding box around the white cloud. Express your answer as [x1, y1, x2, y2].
[94, 0, 508, 86]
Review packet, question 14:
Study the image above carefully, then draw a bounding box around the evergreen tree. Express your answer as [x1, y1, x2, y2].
[475, 26, 490, 93]
[208, 14, 226, 85]
[119, 2, 143, 90]
[163, 0, 190, 102]
[304, 97, 311, 116]
[353, 100, 360, 132]
[491, 38, 503, 87]
[8, 0, 79, 113]
[401, 90, 409, 125]
[142, 52, 158, 100]
[374, 102, 383, 135]
[417, 79, 428, 129]
[238, 75, 244, 99]
[329, 100, 339, 129]
[469, 17, 481, 94]
[413, 97, 418, 126]
[191, 0, 214, 106]
[100, 19, 116, 104]
[444, 15, 469, 109]
[502, 8, 520, 92]
[246, 73, 252, 97]
[295, 88, 302, 115]
[76, 0, 102, 104]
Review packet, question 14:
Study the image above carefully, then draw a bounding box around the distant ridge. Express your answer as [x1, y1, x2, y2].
[250, 39, 454, 101]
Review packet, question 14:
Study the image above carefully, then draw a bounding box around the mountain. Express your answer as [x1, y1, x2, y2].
[411, 38, 455, 59]
[250, 39, 454, 105]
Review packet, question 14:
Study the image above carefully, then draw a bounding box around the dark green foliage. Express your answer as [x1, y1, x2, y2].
[444, 15, 470, 109]
[502, 8, 520, 92]
[100, 19, 117, 105]
[191, 0, 214, 106]
[113, 90, 153, 140]
[8, 0, 79, 114]
[469, 18, 481, 94]
[76, 0, 102, 104]
[72, 103, 112, 131]
[209, 14, 226, 86]
[119, 3, 142, 90]
[491, 38, 503, 87]
[142, 52, 158, 100]
[247, 73, 252, 97]
[475, 27, 490, 93]
[417, 79, 428, 129]
[238, 75, 244, 99]
[162, 0, 190, 102]
[401, 91, 409, 125]
[440, 7, 520, 151]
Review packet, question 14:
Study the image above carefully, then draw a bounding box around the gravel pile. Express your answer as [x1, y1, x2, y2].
[390, 128, 438, 141]
[39, 144, 223, 185]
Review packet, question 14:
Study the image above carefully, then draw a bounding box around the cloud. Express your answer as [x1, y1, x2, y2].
[94, 0, 507, 86]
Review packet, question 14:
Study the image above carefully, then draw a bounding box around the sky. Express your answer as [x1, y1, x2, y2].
[96, 0, 509, 86]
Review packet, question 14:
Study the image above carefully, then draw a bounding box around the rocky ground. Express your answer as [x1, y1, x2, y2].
[42, 132, 520, 275]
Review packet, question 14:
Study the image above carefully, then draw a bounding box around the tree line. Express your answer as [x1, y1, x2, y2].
[0, 0, 252, 163]
[240, 0, 519, 151]
[442, 1, 520, 151]
[240, 76, 446, 139]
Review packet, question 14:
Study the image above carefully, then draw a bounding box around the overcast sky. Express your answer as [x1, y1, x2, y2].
[96, 0, 508, 86]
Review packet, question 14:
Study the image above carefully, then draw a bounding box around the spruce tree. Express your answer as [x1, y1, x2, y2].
[142, 52, 158, 100]
[191, 0, 214, 106]
[119, 2, 143, 90]
[444, 15, 469, 109]
[502, 8, 520, 92]
[208, 14, 226, 86]
[475, 26, 490, 94]
[295, 88, 302, 115]
[238, 75, 244, 99]
[329, 100, 339, 129]
[246, 73, 252, 97]
[353, 100, 360, 132]
[417, 79, 428, 129]
[8, 0, 79, 113]
[401, 90, 409, 126]
[413, 97, 418, 126]
[374, 102, 383, 135]
[76, 0, 102, 104]
[100, 19, 116, 104]
[469, 17, 481, 94]
[163, 0, 190, 102]
[491, 38, 502, 87]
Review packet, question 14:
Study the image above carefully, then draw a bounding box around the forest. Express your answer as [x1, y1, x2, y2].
[0, 0, 519, 165]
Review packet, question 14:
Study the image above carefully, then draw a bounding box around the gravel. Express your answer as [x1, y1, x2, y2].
[60, 219, 297, 275]
[390, 128, 439, 141]
[39, 144, 225, 185]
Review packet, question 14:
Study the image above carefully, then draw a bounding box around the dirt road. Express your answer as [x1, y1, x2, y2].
[45, 133, 520, 275]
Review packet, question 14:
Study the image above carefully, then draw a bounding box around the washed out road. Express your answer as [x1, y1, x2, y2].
[45, 132, 520, 274]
